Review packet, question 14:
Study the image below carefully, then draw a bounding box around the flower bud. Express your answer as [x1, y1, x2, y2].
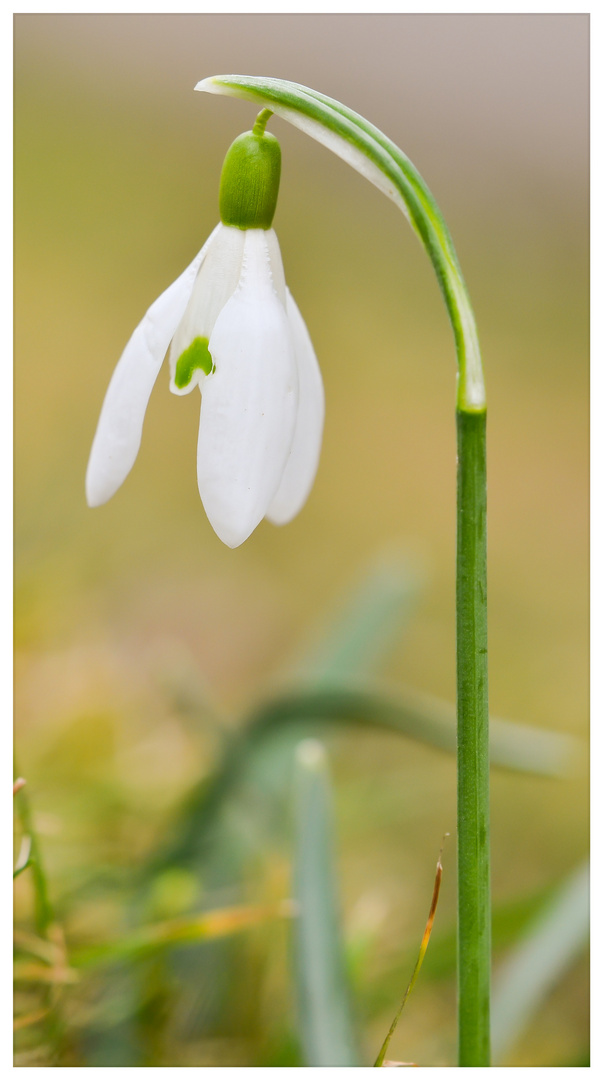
[219, 127, 281, 230]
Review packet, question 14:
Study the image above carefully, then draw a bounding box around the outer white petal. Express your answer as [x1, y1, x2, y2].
[197, 229, 298, 548]
[86, 226, 219, 507]
[168, 224, 245, 396]
[267, 288, 324, 525]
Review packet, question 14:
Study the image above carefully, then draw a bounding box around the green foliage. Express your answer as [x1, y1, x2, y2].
[14, 557, 587, 1066]
[491, 862, 589, 1064]
[145, 681, 579, 883]
[292, 741, 360, 1065]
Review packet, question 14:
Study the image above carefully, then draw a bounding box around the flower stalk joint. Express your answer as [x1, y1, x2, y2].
[219, 120, 281, 230]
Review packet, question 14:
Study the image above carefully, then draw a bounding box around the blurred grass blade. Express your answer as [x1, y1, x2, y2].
[491, 862, 589, 1063]
[238, 682, 578, 784]
[147, 682, 579, 877]
[13, 928, 60, 965]
[13, 960, 79, 985]
[488, 716, 582, 777]
[292, 555, 421, 682]
[71, 900, 292, 969]
[13, 1008, 50, 1032]
[358, 879, 573, 1022]
[13, 767, 53, 935]
[13, 834, 33, 878]
[293, 740, 360, 1066]
[374, 841, 446, 1067]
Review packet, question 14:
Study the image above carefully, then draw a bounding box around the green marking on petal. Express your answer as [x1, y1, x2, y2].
[174, 336, 214, 388]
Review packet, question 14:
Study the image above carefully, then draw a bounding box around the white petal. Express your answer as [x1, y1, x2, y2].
[263, 228, 287, 306]
[267, 288, 324, 525]
[86, 226, 219, 507]
[168, 224, 245, 396]
[197, 229, 298, 548]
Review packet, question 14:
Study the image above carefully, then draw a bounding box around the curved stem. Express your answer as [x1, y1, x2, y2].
[196, 74, 485, 412]
[196, 74, 490, 1065]
[252, 108, 273, 136]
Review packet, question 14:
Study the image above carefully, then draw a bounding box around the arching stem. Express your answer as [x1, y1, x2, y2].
[196, 74, 491, 1065]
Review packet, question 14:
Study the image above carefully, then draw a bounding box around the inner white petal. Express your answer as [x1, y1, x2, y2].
[169, 224, 245, 396]
[264, 229, 287, 307]
[197, 230, 298, 548]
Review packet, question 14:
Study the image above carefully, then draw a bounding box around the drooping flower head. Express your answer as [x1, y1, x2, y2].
[86, 110, 324, 548]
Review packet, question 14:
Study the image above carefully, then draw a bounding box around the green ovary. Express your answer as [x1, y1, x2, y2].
[174, 336, 215, 389]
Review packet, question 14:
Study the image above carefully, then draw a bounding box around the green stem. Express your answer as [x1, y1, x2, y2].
[252, 108, 273, 136]
[196, 74, 491, 1064]
[456, 409, 490, 1065]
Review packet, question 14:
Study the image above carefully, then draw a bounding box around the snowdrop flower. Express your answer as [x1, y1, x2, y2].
[86, 112, 324, 548]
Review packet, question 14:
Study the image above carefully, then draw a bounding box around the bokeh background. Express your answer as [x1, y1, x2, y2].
[14, 13, 589, 1067]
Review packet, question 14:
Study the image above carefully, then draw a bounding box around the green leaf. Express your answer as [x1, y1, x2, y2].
[144, 555, 420, 880]
[491, 862, 589, 1063]
[13, 834, 32, 879]
[290, 555, 421, 683]
[70, 901, 292, 969]
[146, 681, 580, 877]
[292, 740, 360, 1066]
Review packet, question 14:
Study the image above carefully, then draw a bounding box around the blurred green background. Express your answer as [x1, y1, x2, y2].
[14, 14, 588, 1067]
